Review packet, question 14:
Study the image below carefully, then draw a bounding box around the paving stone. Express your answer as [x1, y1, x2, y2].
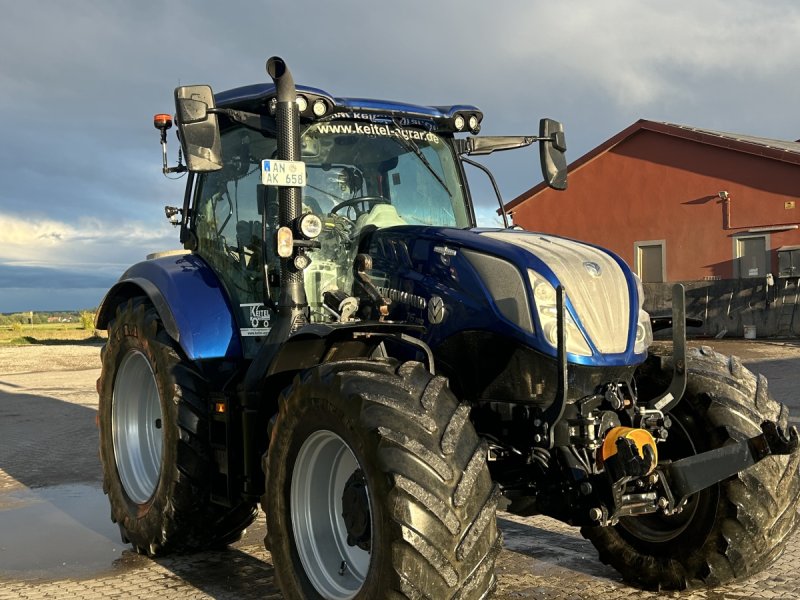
[2, 342, 799, 599]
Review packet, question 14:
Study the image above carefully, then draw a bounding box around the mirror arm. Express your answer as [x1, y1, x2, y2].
[458, 136, 536, 156]
[461, 156, 509, 228]
[209, 108, 278, 135]
[458, 134, 564, 157]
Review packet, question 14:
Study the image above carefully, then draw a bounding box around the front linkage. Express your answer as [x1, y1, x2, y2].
[531, 284, 798, 527]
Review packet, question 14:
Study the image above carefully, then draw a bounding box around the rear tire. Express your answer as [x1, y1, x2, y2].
[98, 297, 256, 555]
[582, 346, 800, 589]
[264, 359, 501, 599]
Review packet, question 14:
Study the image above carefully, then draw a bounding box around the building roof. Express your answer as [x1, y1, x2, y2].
[664, 122, 800, 155]
[505, 119, 800, 213]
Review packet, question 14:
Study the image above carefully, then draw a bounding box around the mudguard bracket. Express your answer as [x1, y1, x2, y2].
[648, 283, 688, 413]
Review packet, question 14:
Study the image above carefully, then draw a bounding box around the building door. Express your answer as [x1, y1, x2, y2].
[635, 241, 665, 283]
[735, 235, 767, 278]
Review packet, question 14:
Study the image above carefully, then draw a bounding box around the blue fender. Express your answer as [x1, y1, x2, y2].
[96, 253, 242, 361]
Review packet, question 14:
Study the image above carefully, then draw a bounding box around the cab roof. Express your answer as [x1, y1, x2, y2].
[214, 83, 483, 133]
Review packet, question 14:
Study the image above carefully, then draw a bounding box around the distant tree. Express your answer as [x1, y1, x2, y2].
[80, 311, 96, 331]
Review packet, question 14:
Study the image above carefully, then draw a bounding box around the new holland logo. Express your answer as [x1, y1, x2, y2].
[428, 295, 446, 324]
[583, 261, 602, 277]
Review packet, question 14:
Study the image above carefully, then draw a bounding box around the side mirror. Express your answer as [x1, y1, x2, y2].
[539, 118, 567, 190]
[174, 85, 223, 172]
[177, 98, 210, 124]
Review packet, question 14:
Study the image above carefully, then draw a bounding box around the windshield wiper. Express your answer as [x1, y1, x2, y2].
[391, 119, 452, 198]
[304, 182, 346, 203]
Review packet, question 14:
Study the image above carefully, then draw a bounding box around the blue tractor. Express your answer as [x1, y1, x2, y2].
[96, 57, 799, 598]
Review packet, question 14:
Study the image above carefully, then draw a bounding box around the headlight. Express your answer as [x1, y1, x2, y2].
[634, 309, 653, 354]
[633, 273, 645, 309]
[529, 270, 592, 356]
[533, 279, 556, 305]
[312, 99, 327, 117]
[632, 274, 653, 354]
[297, 213, 322, 239]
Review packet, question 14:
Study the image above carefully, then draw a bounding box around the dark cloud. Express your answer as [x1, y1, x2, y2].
[1, 288, 109, 313]
[1, 0, 799, 309]
[0, 264, 117, 290]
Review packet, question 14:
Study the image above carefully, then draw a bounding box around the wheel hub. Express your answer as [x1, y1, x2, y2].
[111, 350, 163, 504]
[342, 469, 371, 551]
[291, 430, 371, 599]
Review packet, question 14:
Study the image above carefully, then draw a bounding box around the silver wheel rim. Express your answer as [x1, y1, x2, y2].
[112, 350, 163, 504]
[291, 430, 371, 599]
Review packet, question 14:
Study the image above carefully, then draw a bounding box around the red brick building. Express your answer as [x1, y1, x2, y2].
[505, 120, 800, 284]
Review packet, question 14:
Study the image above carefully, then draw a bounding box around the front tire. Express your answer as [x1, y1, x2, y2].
[264, 359, 501, 599]
[98, 298, 256, 555]
[582, 346, 800, 589]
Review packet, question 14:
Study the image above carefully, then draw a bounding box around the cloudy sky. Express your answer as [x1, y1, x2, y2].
[2, 0, 799, 312]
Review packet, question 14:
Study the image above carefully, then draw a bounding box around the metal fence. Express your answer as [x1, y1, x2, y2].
[644, 278, 800, 338]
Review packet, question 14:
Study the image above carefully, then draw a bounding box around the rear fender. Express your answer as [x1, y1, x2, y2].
[96, 254, 242, 361]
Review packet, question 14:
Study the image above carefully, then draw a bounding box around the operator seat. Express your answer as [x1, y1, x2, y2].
[350, 203, 408, 259]
[236, 220, 263, 270]
[352, 203, 406, 236]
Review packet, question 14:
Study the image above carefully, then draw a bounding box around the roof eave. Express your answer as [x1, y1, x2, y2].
[504, 119, 800, 213]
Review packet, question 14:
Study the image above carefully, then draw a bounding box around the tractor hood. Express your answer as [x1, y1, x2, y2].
[478, 230, 632, 355]
[367, 226, 650, 367]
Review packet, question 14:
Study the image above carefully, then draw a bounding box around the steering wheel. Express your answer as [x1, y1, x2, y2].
[330, 196, 390, 220]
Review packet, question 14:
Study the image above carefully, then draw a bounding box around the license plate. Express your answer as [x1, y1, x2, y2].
[261, 159, 306, 187]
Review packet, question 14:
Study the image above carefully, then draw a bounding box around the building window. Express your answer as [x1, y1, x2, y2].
[778, 245, 800, 278]
[634, 240, 666, 283]
[733, 234, 769, 279]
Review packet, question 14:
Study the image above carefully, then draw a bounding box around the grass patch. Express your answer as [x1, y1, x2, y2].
[5, 336, 36, 345]
[0, 323, 107, 346]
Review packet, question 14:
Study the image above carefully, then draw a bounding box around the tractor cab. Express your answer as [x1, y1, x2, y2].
[158, 78, 566, 356]
[191, 117, 472, 339]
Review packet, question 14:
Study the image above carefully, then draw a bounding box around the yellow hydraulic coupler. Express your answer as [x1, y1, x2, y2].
[599, 427, 658, 476]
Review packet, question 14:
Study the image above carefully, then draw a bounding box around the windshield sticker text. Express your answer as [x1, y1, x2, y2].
[325, 112, 435, 130]
[315, 123, 441, 145]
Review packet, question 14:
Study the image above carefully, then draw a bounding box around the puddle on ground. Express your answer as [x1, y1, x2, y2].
[0, 483, 142, 581]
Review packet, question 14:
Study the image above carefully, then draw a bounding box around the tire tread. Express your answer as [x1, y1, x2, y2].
[582, 346, 800, 590]
[99, 298, 256, 556]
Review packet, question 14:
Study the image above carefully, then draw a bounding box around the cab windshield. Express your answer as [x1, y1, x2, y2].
[193, 119, 471, 342]
[301, 120, 471, 228]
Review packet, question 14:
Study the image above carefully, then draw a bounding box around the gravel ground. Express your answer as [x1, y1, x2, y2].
[1, 339, 799, 599]
[0, 342, 103, 376]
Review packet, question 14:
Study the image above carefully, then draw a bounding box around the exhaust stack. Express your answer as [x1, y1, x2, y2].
[266, 56, 307, 329]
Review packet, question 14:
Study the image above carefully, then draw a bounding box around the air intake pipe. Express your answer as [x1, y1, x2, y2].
[266, 56, 307, 328]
